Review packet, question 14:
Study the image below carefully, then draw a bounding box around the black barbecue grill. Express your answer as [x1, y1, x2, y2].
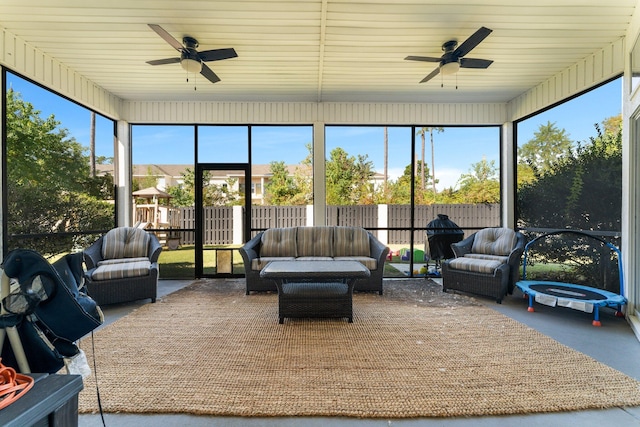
[424, 214, 464, 275]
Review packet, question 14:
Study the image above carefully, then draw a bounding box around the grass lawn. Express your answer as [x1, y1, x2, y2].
[159, 245, 245, 278]
[159, 245, 411, 279]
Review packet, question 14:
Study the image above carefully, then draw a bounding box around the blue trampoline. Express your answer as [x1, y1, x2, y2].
[516, 230, 627, 326]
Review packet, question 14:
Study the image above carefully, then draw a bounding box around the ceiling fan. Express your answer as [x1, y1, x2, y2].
[146, 24, 237, 84]
[405, 27, 493, 83]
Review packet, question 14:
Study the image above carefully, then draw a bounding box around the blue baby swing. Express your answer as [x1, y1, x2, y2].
[516, 230, 626, 326]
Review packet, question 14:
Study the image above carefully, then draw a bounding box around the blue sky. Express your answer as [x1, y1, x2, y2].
[7, 73, 622, 190]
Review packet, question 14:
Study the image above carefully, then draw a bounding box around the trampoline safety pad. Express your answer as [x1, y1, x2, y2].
[516, 280, 627, 326]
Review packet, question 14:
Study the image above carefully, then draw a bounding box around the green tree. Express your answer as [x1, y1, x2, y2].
[167, 167, 240, 207]
[518, 117, 622, 232]
[518, 121, 573, 172]
[166, 184, 192, 207]
[290, 143, 313, 205]
[136, 166, 159, 190]
[6, 89, 113, 254]
[326, 147, 375, 205]
[386, 160, 433, 204]
[7, 89, 90, 192]
[264, 161, 299, 205]
[456, 158, 500, 203]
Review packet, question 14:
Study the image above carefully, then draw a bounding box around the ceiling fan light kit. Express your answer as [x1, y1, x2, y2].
[181, 58, 202, 73]
[440, 61, 460, 75]
[405, 26, 493, 84]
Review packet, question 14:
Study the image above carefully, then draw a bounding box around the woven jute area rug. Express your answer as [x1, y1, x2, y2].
[78, 279, 640, 418]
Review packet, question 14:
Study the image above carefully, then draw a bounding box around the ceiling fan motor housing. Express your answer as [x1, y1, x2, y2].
[182, 36, 199, 49]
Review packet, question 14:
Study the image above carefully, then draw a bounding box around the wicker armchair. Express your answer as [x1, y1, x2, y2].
[84, 227, 162, 305]
[441, 228, 526, 303]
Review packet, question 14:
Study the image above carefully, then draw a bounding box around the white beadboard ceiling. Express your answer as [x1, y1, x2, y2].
[0, 0, 636, 104]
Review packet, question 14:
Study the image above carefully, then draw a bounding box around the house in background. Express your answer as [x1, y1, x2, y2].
[98, 163, 384, 205]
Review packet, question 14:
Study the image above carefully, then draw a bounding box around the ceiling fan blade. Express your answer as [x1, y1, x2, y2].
[198, 48, 238, 62]
[453, 27, 492, 58]
[200, 63, 221, 84]
[405, 55, 441, 63]
[146, 57, 181, 66]
[460, 58, 493, 69]
[420, 67, 440, 83]
[148, 24, 184, 51]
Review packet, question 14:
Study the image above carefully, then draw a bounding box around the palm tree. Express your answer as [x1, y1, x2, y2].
[429, 127, 443, 195]
[416, 128, 427, 189]
[416, 127, 444, 193]
[417, 127, 444, 195]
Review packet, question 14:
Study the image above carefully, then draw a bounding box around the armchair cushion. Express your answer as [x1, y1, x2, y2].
[91, 260, 151, 281]
[471, 228, 517, 256]
[97, 256, 150, 266]
[463, 253, 509, 264]
[102, 227, 151, 259]
[447, 257, 503, 274]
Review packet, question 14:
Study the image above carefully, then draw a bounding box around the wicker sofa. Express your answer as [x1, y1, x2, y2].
[84, 227, 162, 305]
[240, 226, 389, 295]
[441, 227, 526, 303]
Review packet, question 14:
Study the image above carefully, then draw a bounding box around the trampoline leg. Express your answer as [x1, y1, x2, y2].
[527, 294, 535, 312]
[592, 307, 601, 327]
[615, 305, 625, 318]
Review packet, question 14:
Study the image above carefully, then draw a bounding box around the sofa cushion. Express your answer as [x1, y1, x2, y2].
[333, 256, 378, 270]
[448, 257, 502, 274]
[102, 227, 150, 259]
[260, 228, 297, 257]
[296, 226, 334, 257]
[91, 260, 151, 281]
[295, 256, 334, 262]
[333, 226, 370, 257]
[471, 228, 517, 256]
[251, 256, 296, 271]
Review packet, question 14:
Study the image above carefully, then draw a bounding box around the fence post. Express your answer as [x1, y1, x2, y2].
[306, 205, 314, 226]
[233, 205, 243, 244]
[377, 204, 388, 245]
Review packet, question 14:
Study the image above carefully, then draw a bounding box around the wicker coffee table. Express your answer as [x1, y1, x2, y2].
[259, 260, 370, 323]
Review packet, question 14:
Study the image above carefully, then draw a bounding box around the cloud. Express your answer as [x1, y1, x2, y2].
[434, 167, 463, 191]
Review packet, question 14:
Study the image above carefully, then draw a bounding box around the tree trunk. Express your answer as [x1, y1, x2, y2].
[421, 132, 426, 189]
[430, 129, 436, 195]
[383, 127, 388, 194]
[90, 111, 96, 177]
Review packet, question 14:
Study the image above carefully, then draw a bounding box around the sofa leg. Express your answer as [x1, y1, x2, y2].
[151, 297, 156, 303]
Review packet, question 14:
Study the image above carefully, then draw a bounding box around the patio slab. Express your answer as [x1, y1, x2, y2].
[80, 278, 640, 427]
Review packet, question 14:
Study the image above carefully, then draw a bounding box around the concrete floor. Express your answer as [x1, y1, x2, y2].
[79, 279, 640, 427]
